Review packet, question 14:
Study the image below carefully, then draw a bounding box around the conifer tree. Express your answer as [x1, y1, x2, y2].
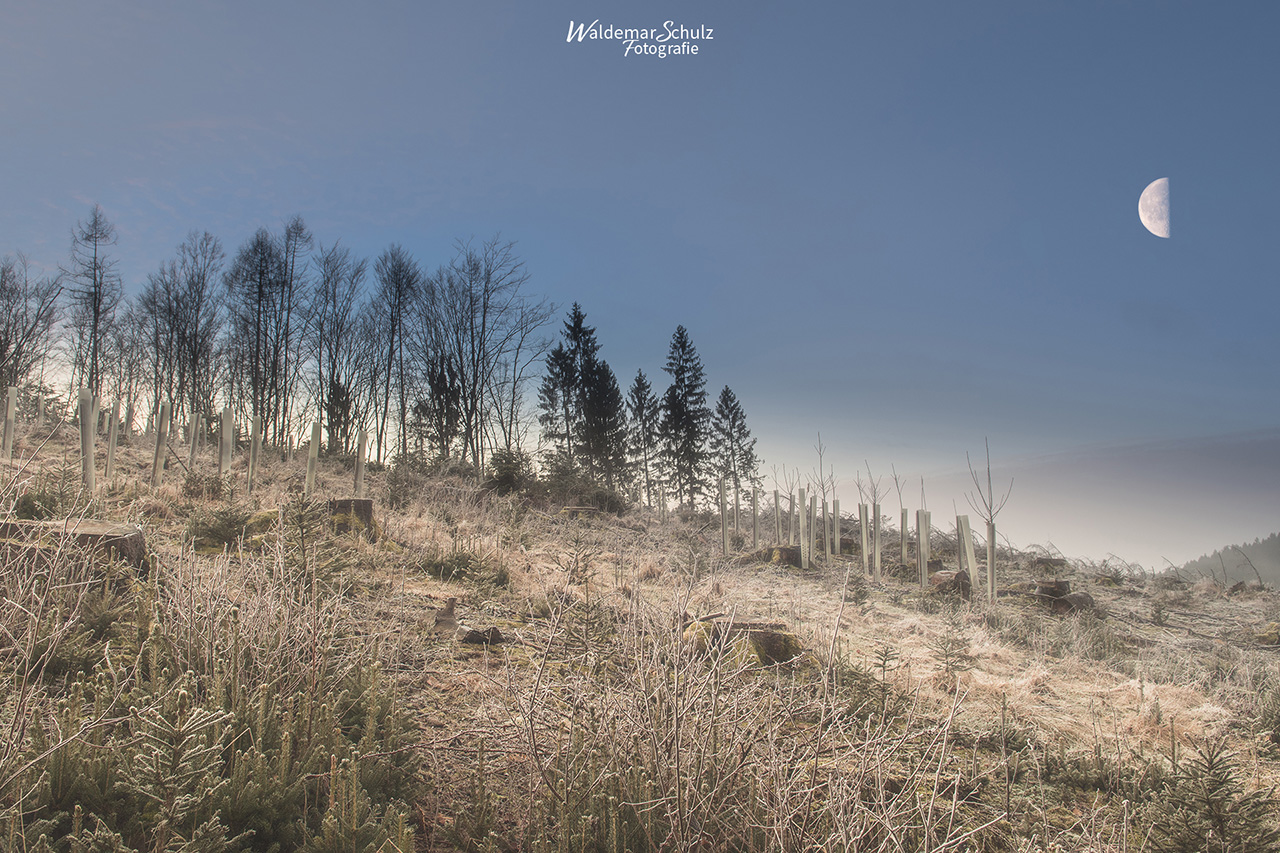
[659, 325, 710, 509]
[627, 369, 661, 507]
[578, 354, 628, 490]
[420, 353, 463, 460]
[538, 344, 577, 469]
[537, 304, 627, 488]
[710, 385, 760, 515]
[1147, 738, 1280, 853]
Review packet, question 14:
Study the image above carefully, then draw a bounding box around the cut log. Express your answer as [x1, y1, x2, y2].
[0, 519, 147, 570]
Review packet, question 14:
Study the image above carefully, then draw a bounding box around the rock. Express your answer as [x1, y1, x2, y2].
[930, 569, 972, 600]
[1051, 591, 1096, 615]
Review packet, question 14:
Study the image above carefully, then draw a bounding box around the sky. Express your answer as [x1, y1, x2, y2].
[2, 1, 1278, 569]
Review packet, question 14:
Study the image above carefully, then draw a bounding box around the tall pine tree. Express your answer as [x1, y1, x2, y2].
[578, 355, 628, 490]
[710, 385, 760, 520]
[537, 304, 628, 489]
[627, 369, 661, 507]
[537, 343, 577, 468]
[659, 326, 710, 510]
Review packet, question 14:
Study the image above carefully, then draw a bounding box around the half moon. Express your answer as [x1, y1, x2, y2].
[1138, 177, 1170, 238]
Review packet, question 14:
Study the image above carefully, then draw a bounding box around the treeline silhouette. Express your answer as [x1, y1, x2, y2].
[1, 205, 759, 510]
[1179, 532, 1280, 586]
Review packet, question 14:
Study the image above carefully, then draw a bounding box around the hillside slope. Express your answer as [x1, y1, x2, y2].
[3, 421, 1280, 852]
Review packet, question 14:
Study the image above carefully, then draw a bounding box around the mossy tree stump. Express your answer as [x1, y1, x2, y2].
[329, 498, 377, 541]
[683, 619, 803, 665]
[757, 545, 802, 568]
[0, 519, 147, 570]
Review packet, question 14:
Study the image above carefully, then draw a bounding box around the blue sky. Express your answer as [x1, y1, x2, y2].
[3, 1, 1278, 568]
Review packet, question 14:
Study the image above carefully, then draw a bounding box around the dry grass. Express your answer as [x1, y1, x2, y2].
[2, 422, 1280, 851]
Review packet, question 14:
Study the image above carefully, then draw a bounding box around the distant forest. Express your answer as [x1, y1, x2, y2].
[1179, 532, 1280, 586]
[0, 205, 760, 509]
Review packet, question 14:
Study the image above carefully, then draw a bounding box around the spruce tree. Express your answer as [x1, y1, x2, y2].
[537, 344, 577, 468]
[710, 385, 760, 516]
[537, 304, 628, 489]
[659, 326, 710, 510]
[578, 355, 628, 490]
[1147, 738, 1280, 853]
[627, 370, 661, 507]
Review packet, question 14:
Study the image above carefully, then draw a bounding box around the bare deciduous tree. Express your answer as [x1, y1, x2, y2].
[63, 204, 122, 397]
[175, 232, 227, 432]
[102, 304, 147, 432]
[429, 236, 541, 472]
[372, 244, 419, 462]
[966, 438, 1013, 600]
[0, 254, 62, 389]
[309, 242, 367, 454]
[224, 218, 311, 445]
[488, 296, 553, 455]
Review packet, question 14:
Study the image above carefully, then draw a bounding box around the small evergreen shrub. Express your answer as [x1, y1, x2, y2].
[1146, 739, 1280, 853]
[485, 448, 533, 494]
[385, 456, 430, 510]
[14, 487, 58, 520]
[181, 470, 230, 500]
[186, 504, 253, 552]
[422, 549, 484, 583]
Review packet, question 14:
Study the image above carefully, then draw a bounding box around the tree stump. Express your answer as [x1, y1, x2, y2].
[459, 627, 505, 645]
[757, 546, 802, 568]
[684, 619, 802, 665]
[1036, 579, 1071, 599]
[0, 519, 147, 570]
[1050, 591, 1096, 615]
[930, 569, 972, 601]
[328, 498, 377, 541]
[739, 628, 802, 664]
